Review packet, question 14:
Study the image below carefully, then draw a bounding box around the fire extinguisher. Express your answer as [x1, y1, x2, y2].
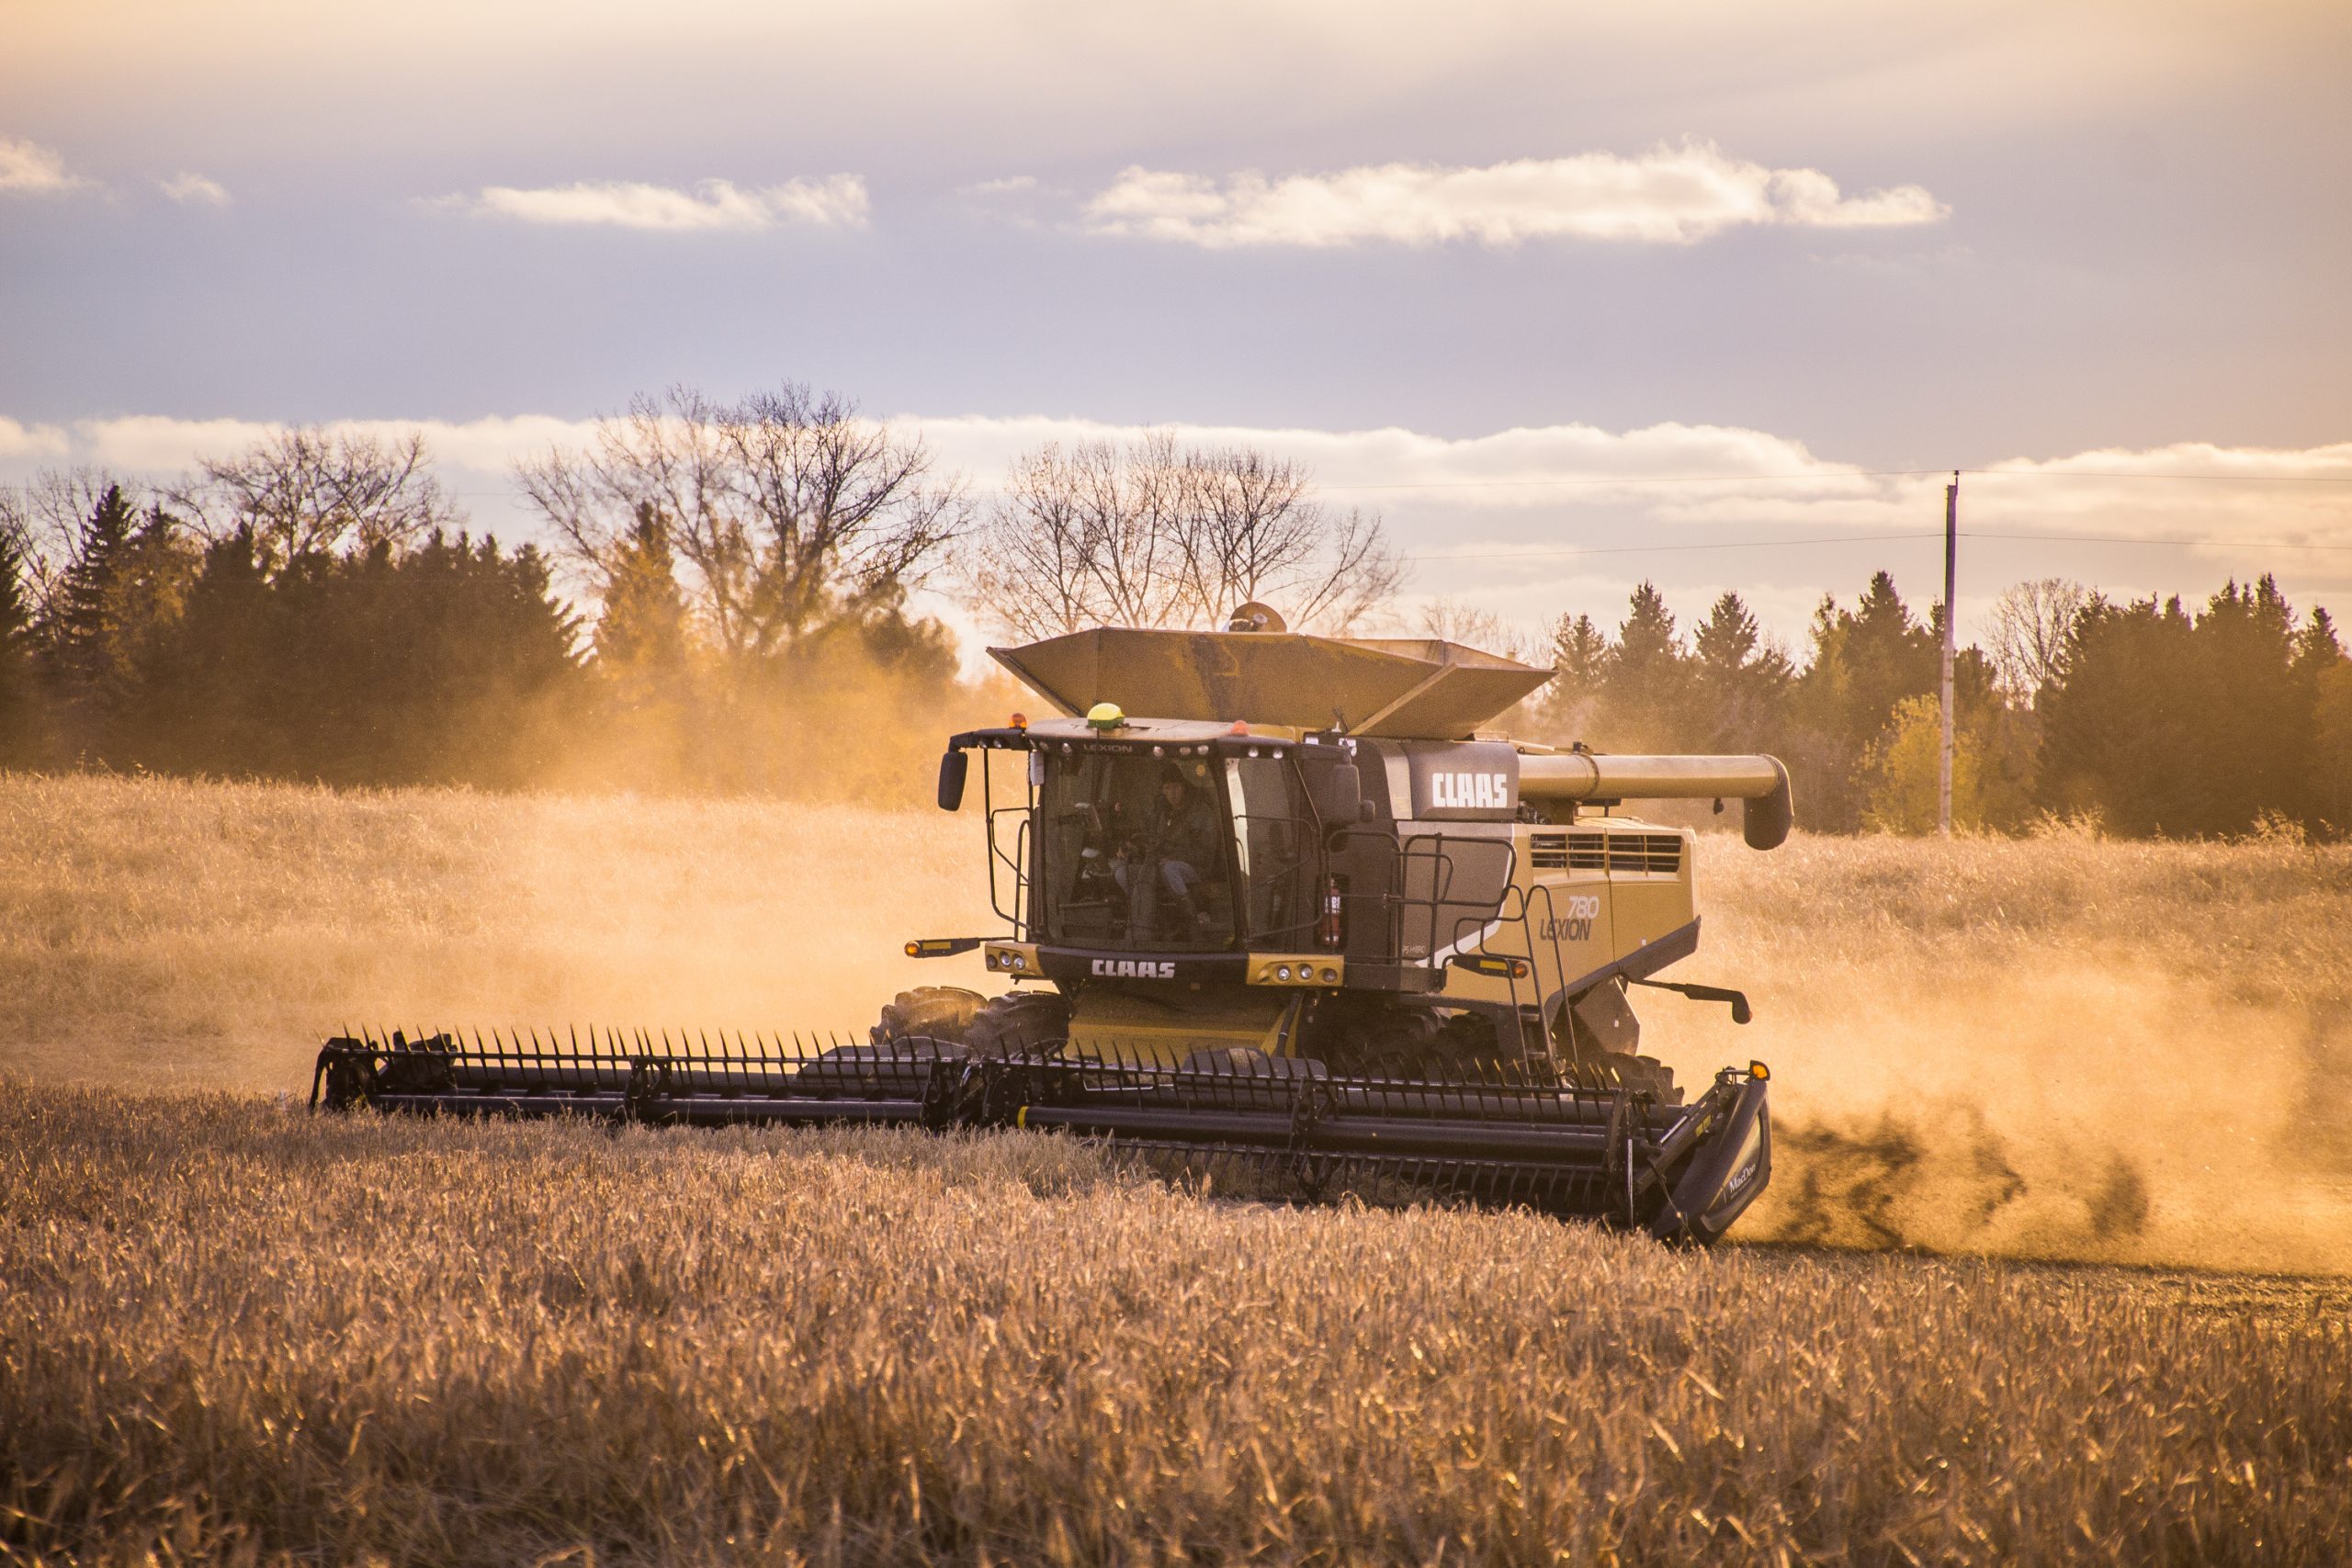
[1318, 874, 1345, 950]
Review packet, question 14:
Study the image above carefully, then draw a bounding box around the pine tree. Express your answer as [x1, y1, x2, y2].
[1837, 570, 1939, 746]
[44, 484, 135, 698]
[1691, 592, 1792, 750]
[1548, 612, 1608, 687]
[0, 524, 40, 764]
[2037, 594, 2199, 834]
[2189, 575, 2304, 832]
[1600, 582, 1690, 748]
[145, 528, 283, 776]
[594, 503, 695, 698]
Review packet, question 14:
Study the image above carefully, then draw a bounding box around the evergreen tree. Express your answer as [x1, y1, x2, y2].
[1548, 612, 1609, 689]
[41, 483, 137, 730]
[1690, 592, 1792, 750]
[594, 503, 695, 702]
[0, 524, 39, 764]
[1600, 582, 1690, 748]
[2189, 576, 2306, 832]
[2038, 594, 2203, 834]
[142, 528, 284, 776]
[1536, 611, 1610, 740]
[1835, 571, 1939, 745]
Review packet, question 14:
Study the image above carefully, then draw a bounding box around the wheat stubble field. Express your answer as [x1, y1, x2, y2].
[5, 773, 2352, 1564]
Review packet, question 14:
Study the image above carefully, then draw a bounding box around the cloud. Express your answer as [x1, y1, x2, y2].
[0, 417, 70, 459]
[1080, 141, 1947, 248]
[23, 412, 2351, 546]
[159, 171, 232, 207]
[0, 136, 86, 196]
[451, 175, 868, 231]
[53, 413, 602, 475]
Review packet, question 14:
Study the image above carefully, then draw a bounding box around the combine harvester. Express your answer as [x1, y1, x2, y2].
[312, 606, 1792, 1242]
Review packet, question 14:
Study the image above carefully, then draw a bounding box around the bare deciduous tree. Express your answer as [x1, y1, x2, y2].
[1417, 597, 1532, 662]
[1987, 577, 2091, 702]
[1178, 446, 1403, 633]
[174, 428, 462, 568]
[517, 385, 967, 658]
[960, 432, 1404, 637]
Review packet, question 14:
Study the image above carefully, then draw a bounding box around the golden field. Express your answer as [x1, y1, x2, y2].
[6, 1088, 2351, 1567]
[6, 773, 2352, 1564]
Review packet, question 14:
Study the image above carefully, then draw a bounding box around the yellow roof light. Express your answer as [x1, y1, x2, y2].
[1086, 702, 1126, 731]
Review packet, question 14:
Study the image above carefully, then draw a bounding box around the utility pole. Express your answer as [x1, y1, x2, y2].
[1939, 471, 1959, 839]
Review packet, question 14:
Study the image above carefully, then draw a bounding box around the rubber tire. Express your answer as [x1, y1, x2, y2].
[961, 989, 1072, 1056]
[1354, 1010, 1442, 1078]
[870, 986, 988, 1046]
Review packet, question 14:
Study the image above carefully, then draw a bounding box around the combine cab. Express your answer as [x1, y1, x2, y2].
[313, 606, 1791, 1243]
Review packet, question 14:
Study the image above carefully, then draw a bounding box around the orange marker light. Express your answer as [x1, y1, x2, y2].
[1749, 1061, 1770, 1081]
[1010, 712, 1028, 730]
[1227, 720, 1250, 735]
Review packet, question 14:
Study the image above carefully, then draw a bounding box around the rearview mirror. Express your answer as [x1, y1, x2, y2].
[936, 749, 968, 812]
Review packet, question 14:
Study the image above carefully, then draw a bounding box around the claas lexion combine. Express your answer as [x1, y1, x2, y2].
[313, 604, 1793, 1242]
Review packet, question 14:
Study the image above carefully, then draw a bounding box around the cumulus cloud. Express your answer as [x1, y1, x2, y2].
[0, 417, 70, 460]
[0, 136, 86, 196]
[53, 413, 602, 476]
[1081, 141, 1947, 247]
[159, 172, 231, 207]
[451, 175, 869, 231]
[909, 413, 1863, 506]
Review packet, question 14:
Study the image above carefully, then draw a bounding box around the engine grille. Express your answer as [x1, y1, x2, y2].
[1555, 830, 1683, 874]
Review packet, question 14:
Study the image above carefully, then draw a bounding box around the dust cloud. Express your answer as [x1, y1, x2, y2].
[3, 774, 2346, 1273]
[1658, 829, 2352, 1274]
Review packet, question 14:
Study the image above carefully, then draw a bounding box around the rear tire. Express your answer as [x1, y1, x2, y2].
[870, 986, 987, 1046]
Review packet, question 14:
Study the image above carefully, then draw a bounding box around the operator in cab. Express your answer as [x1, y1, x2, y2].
[1114, 764, 1222, 932]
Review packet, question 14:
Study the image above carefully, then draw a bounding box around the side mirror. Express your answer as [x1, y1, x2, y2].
[936, 749, 968, 812]
[1322, 761, 1363, 823]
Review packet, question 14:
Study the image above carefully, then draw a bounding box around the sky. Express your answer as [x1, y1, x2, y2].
[4, 0, 2351, 653]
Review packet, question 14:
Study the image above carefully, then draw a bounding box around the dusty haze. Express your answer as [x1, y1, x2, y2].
[3, 772, 2346, 1272]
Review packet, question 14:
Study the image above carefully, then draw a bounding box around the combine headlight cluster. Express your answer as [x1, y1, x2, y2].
[1260, 960, 1341, 986]
[988, 949, 1030, 972]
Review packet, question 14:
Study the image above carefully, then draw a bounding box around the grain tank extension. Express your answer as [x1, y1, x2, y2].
[312, 607, 1792, 1243]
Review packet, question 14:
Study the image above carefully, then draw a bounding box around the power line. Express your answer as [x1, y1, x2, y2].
[1411, 531, 1947, 563]
[1961, 529, 2352, 553]
[1408, 526, 2352, 566]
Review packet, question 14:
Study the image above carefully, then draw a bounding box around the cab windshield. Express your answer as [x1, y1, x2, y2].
[1037, 751, 1235, 951]
[1033, 747, 1322, 953]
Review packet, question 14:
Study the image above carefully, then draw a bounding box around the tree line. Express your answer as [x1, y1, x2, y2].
[1526, 570, 2352, 838]
[4, 383, 2347, 834]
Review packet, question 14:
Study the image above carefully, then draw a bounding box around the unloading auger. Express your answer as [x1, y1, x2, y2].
[311, 604, 1793, 1243]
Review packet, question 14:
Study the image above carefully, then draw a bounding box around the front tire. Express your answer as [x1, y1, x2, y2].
[870, 986, 988, 1046]
[962, 989, 1072, 1056]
